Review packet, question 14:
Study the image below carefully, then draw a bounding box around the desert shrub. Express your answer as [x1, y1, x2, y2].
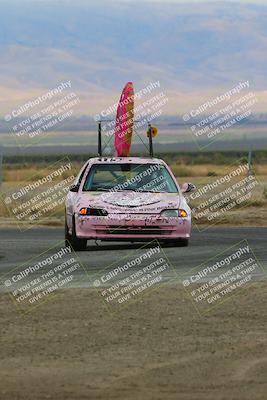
[171, 165, 194, 177]
[207, 171, 217, 177]
[234, 199, 265, 208]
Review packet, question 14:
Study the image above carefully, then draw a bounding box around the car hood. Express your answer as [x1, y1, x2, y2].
[76, 191, 181, 213]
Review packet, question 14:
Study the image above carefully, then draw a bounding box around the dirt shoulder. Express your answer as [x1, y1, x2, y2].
[0, 282, 267, 400]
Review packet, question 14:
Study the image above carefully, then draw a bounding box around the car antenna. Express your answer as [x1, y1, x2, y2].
[98, 121, 102, 157]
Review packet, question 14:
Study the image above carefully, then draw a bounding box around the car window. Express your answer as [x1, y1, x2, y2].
[83, 163, 178, 193]
[76, 163, 89, 185]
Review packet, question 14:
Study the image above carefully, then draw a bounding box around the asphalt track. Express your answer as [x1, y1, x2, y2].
[0, 226, 266, 290]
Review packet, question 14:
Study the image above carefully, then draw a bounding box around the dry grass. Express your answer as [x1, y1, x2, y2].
[2, 162, 81, 182]
[1, 162, 267, 226]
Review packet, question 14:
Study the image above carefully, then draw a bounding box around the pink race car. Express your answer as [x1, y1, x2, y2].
[65, 157, 196, 251]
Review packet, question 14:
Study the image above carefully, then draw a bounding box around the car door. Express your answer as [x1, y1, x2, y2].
[66, 162, 89, 227]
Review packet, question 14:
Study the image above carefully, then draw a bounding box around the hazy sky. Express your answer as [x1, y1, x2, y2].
[1, 0, 266, 115]
[0, 0, 266, 3]
[118, 0, 267, 3]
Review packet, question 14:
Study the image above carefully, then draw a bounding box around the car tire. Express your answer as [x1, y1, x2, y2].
[65, 214, 72, 247]
[67, 215, 87, 251]
[167, 238, 189, 247]
[176, 238, 189, 247]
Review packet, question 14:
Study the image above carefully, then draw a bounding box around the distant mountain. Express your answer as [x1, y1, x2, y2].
[0, 0, 267, 115]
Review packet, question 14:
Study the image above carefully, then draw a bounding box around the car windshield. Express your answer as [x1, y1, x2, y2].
[83, 163, 178, 193]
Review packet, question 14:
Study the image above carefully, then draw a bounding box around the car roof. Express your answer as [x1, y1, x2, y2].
[87, 157, 166, 165]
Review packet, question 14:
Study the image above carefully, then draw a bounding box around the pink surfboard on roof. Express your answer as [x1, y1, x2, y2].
[114, 82, 134, 157]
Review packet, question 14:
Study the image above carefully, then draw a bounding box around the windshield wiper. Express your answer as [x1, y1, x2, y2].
[90, 187, 112, 191]
[136, 189, 158, 193]
[115, 188, 137, 192]
[137, 190, 177, 193]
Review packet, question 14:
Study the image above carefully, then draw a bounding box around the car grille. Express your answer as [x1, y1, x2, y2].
[94, 225, 175, 235]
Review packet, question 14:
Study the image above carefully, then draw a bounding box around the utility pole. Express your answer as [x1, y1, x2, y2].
[0, 145, 3, 187]
[246, 148, 252, 194]
[248, 149, 252, 176]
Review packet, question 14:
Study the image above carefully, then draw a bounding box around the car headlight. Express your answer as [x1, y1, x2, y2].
[160, 209, 188, 218]
[161, 209, 179, 217]
[79, 208, 108, 216]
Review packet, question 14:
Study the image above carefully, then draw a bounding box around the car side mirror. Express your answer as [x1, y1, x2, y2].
[181, 182, 197, 193]
[69, 183, 80, 193]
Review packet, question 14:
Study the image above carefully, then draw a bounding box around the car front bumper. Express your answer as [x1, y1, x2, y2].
[75, 214, 191, 241]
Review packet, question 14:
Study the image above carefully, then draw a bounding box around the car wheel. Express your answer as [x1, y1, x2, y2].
[68, 215, 87, 251]
[166, 238, 189, 247]
[65, 214, 72, 247]
[176, 238, 189, 247]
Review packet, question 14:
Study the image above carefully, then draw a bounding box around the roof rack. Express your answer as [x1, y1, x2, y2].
[97, 120, 154, 158]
